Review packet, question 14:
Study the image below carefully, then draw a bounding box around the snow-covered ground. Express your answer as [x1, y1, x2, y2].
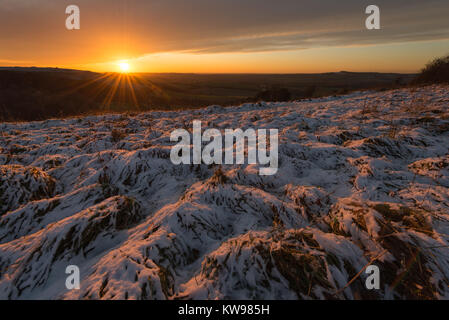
[0, 85, 448, 300]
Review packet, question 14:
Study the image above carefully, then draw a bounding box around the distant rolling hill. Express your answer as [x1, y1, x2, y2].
[0, 67, 416, 121]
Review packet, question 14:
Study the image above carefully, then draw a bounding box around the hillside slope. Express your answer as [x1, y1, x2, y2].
[0, 85, 448, 299]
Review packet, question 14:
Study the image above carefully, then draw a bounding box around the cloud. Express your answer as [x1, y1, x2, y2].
[0, 59, 33, 64]
[0, 0, 448, 63]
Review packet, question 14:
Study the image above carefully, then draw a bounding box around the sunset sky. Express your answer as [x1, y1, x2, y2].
[1, 0, 448, 73]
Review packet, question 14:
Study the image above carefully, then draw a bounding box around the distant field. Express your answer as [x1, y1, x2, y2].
[137, 72, 416, 105]
[0, 68, 415, 121]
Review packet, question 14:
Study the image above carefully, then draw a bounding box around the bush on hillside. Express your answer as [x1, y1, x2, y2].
[414, 54, 449, 84]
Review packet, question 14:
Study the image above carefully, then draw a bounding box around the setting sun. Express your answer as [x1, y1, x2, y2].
[118, 61, 130, 73]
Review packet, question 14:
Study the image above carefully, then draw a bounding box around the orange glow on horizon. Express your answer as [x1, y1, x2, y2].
[9, 40, 449, 75]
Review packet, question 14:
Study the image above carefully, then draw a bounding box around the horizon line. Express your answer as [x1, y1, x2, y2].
[0, 66, 419, 75]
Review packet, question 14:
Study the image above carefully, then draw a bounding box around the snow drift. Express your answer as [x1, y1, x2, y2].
[0, 85, 448, 299]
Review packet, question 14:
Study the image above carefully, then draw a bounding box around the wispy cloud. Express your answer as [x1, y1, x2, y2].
[0, 0, 448, 67]
[0, 59, 33, 64]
